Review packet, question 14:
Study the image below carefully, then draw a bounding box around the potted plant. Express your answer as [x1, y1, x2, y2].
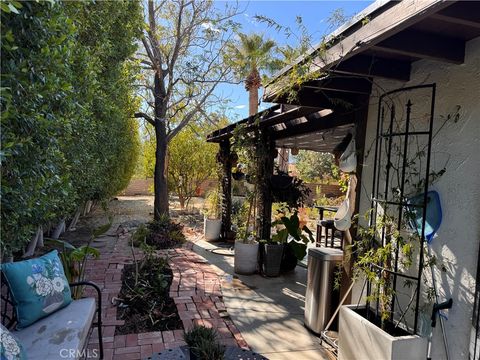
[338, 304, 427, 360]
[271, 209, 315, 272]
[234, 188, 259, 275]
[261, 236, 284, 277]
[203, 188, 222, 241]
[232, 164, 246, 181]
[271, 169, 311, 208]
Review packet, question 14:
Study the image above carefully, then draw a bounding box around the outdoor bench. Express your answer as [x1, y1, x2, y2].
[1, 277, 104, 359]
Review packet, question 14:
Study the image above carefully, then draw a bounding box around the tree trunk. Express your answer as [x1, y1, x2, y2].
[23, 226, 42, 258]
[37, 226, 44, 248]
[178, 194, 185, 209]
[153, 75, 169, 219]
[52, 219, 66, 239]
[67, 206, 82, 231]
[248, 85, 259, 116]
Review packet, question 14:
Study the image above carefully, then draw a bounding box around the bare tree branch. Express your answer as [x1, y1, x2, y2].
[134, 112, 155, 126]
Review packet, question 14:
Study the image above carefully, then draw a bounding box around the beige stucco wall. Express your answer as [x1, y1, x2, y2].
[353, 36, 480, 359]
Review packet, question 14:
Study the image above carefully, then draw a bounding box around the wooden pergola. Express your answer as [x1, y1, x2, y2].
[207, 0, 480, 244]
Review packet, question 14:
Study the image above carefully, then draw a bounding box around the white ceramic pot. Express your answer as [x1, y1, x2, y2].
[204, 217, 222, 241]
[234, 241, 259, 275]
[338, 305, 427, 360]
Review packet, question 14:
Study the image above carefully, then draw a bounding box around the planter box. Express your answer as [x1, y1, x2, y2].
[338, 305, 427, 360]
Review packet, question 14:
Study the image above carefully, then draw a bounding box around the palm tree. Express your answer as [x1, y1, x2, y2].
[228, 33, 279, 116]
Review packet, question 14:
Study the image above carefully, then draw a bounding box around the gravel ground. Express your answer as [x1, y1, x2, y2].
[60, 196, 206, 249]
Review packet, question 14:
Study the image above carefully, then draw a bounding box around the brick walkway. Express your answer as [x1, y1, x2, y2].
[85, 231, 248, 360]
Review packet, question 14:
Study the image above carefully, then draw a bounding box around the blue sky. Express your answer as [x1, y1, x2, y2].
[215, 1, 373, 120]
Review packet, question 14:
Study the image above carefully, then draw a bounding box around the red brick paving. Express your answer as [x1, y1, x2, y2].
[85, 230, 249, 359]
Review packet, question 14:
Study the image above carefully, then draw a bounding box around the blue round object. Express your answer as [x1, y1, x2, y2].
[407, 191, 442, 243]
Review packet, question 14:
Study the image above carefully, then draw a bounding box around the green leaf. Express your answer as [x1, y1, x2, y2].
[7, 3, 19, 14]
[0, 2, 10, 13]
[289, 242, 307, 261]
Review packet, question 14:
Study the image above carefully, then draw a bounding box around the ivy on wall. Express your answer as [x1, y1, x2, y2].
[0, 1, 142, 255]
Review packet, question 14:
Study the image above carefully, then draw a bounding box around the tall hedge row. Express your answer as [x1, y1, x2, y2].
[1, 1, 142, 255]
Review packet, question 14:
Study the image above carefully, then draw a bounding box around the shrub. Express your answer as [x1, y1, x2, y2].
[184, 325, 224, 360]
[0, 1, 142, 256]
[183, 325, 217, 346]
[131, 224, 151, 247]
[192, 337, 225, 360]
[133, 217, 186, 250]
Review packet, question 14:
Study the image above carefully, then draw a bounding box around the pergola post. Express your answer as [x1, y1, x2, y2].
[255, 130, 275, 240]
[219, 139, 232, 240]
[340, 96, 370, 303]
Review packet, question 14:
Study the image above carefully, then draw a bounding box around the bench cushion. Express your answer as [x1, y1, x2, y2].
[14, 298, 95, 360]
[1, 251, 72, 329]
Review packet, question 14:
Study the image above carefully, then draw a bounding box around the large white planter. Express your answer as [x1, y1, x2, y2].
[204, 218, 222, 241]
[338, 305, 427, 360]
[234, 241, 259, 275]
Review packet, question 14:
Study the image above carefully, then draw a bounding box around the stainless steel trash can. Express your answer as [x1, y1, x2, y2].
[304, 247, 343, 334]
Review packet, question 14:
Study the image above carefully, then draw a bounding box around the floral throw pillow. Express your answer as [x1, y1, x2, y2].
[0, 325, 26, 360]
[1, 250, 72, 329]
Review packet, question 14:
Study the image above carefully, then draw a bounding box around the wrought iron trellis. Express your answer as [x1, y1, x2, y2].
[367, 84, 436, 334]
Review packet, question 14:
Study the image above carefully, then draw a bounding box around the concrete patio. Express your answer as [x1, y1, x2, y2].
[190, 239, 332, 360]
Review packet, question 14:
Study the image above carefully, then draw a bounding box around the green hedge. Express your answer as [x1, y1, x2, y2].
[1, 1, 142, 255]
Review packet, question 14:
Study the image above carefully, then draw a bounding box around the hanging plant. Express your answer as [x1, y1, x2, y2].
[271, 170, 311, 209]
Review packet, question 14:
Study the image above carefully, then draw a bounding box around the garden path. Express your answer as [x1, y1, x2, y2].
[79, 205, 248, 360]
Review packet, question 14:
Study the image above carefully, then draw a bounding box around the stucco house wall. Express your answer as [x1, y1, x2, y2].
[354, 36, 480, 359]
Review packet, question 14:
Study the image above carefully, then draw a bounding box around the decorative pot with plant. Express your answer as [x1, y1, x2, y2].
[234, 188, 259, 275]
[203, 188, 222, 241]
[338, 86, 454, 360]
[260, 237, 284, 277]
[231, 122, 262, 275]
[271, 208, 315, 272]
[232, 164, 246, 181]
[338, 212, 429, 360]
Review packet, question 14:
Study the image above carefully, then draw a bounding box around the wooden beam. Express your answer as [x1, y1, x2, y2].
[219, 140, 233, 241]
[372, 29, 465, 64]
[302, 76, 373, 95]
[269, 87, 360, 109]
[273, 111, 356, 140]
[332, 54, 411, 81]
[260, 106, 322, 128]
[432, 2, 480, 30]
[431, 13, 480, 30]
[206, 105, 281, 143]
[264, 0, 453, 101]
[255, 130, 275, 241]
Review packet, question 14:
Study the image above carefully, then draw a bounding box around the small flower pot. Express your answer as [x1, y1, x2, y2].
[234, 241, 259, 275]
[262, 243, 284, 277]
